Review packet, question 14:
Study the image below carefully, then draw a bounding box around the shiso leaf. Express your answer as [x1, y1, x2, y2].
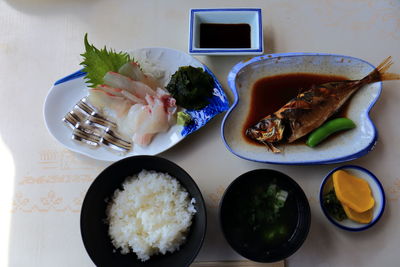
[80, 33, 133, 88]
[166, 66, 214, 110]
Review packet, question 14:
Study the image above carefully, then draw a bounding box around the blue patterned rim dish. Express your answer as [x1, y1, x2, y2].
[54, 66, 229, 138]
[221, 53, 382, 165]
[44, 47, 229, 161]
[319, 165, 386, 231]
[181, 64, 230, 136]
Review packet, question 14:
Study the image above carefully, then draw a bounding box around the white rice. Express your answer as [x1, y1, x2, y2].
[106, 170, 196, 261]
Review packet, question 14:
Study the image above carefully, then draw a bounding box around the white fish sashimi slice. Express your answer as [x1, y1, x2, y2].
[129, 104, 157, 146]
[120, 90, 146, 105]
[140, 96, 170, 134]
[150, 97, 170, 132]
[131, 95, 176, 147]
[87, 74, 178, 148]
[154, 88, 177, 125]
[155, 87, 170, 99]
[118, 62, 145, 81]
[103, 72, 156, 99]
[96, 84, 124, 97]
[133, 133, 155, 147]
[117, 104, 146, 138]
[94, 84, 145, 105]
[167, 108, 177, 126]
[119, 62, 161, 90]
[87, 89, 132, 118]
[133, 105, 152, 133]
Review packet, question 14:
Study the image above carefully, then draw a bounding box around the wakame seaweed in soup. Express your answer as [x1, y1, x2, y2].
[225, 178, 298, 252]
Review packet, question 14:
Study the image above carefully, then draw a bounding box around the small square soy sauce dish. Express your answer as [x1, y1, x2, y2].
[189, 8, 263, 55]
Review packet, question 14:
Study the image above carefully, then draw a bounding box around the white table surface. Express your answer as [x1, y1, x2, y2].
[1, 0, 399, 266]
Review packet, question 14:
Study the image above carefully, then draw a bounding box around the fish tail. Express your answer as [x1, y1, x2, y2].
[380, 72, 400, 81]
[363, 56, 400, 83]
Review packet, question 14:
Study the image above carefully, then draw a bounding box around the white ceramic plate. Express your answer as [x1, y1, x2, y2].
[222, 53, 381, 165]
[44, 47, 229, 161]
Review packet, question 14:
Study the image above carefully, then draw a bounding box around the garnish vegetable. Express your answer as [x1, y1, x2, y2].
[247, 182, 289, 243]
[323, 189, 347, 221]
[306, 118, 356, 147]
[80, 34, 133, 88]
[249, 183, 288, 227]
[166, 66, 214, 110]
[226, 176, 298, 249]
[177, 111, 192, 126]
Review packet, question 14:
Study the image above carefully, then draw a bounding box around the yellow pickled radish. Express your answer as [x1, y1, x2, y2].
[342, 204, 373, 224]
[332, 170, 375, 213]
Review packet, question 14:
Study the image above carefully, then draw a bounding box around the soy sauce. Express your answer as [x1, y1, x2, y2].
[243, 73, 349, 145]
[200, 23, 251, 48]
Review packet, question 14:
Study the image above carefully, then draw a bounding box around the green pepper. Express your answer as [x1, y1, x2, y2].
[306, 118, 356, 147]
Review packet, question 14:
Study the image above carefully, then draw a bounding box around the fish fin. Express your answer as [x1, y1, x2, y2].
[376, 56, 400, 81]
[262, 141, 281, 153]
[377, 56, 394, 73]
[380, 72, 400, 81]
[364, 56, 400, 83]
[280, 99, 312, 111]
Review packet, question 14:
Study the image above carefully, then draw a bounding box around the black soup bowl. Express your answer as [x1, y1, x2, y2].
[219, 169, 310, 262]
[80, 156, 207, 267]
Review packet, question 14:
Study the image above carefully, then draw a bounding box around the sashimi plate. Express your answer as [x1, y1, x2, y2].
[222, 53, 381, 165]
[44, 47, 229, 161]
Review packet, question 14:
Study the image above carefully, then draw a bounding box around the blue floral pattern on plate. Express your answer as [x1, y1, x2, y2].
[182, 66, 230, 136]
[44, 47, 230, 161]
[53, 67, 230, 138]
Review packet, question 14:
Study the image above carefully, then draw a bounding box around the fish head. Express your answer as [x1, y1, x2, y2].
[246, 116, 285, 143]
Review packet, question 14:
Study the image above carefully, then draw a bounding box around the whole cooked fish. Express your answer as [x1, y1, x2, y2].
[246, 56, 400, 153]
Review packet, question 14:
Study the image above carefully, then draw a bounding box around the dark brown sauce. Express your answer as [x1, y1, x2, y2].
[200, 23, 251, 48]
[243, 73, 350, 146]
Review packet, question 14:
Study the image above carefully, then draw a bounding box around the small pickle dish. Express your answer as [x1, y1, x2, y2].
[320, 165, 385, 231]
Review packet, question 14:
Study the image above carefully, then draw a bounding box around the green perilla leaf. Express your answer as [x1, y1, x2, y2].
[80, 33, 133, 88]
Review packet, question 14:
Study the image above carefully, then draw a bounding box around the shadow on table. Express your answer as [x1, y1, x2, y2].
[288, 189, 390, 267]
[196, 200, 240, 262]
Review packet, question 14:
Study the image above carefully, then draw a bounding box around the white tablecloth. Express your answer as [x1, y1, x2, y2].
[1, 0, 399, 266]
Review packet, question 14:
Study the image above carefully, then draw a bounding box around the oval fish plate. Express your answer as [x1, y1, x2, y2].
[222, 53, 381, 165]
[44, 47, 229, 161]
